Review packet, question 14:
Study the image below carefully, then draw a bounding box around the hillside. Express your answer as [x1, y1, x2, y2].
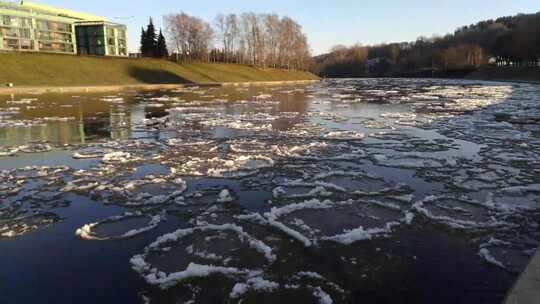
[0, 52, 319, 87]
[314, 11, 540, 81]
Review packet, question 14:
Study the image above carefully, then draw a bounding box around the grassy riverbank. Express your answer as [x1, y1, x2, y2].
[466, 66, 540, 84]
[0, 52, 319, 87]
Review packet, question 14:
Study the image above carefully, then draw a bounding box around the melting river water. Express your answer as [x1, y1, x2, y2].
[0, 79, 539, 303]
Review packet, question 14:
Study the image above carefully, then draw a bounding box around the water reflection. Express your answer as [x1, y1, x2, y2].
[0, 86, 309, 146]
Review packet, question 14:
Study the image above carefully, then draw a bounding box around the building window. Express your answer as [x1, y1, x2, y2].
[5, 38, 19, 49]
[0, 15, 31, 28]
[107, 28, 115, 38]
[108, 45, 116, 55]
[38, 41, 73, 53]
[75, 25, 105, 56]
[2, 15, 15, 26]
[5, 27, 19, 38]
[19, 28, 31, 39]
[20, 39, 33, 50]
[37, 31, 72, 43]
[36, 20, 72, 33]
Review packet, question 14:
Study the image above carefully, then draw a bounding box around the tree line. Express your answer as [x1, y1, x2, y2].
[140, 18, 169, 58]
[211, 13, 311, 69]
[315, 11, 540, 77]
[143, 12, 313, 70]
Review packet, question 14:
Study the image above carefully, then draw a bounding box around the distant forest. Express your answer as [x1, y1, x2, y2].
[315, 11, 540, 78]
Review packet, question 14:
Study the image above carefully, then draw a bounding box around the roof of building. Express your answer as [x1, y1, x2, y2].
[0, 1, 107, 22]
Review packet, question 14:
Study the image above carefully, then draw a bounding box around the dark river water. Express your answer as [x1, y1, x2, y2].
[1, 79, 539, 304]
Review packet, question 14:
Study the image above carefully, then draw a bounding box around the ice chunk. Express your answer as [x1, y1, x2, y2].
[76, 213, 164, 241]
[102, 151, 137, 163]
[478, 248, 506, 269]
[313, 287, 333, 304]
[230, 276, 279, 298]
[323, 131, 365, 140]
[217, 189, 234, 203]
[322, 221, 400, 245]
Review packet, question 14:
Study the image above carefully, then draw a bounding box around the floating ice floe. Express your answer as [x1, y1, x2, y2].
[322, 221, 401, 245]
[372, 154, 448, 169]
[229, 275, 280, 298]
[0, 147, 19, 157]
[273, 142, 330, 160]
[478, 248, 506, 269]
[175, 188, 226, 207]
[308, 111, 349, 123]
[60, 180, 99, 193]
[476, 237, 535, 273]
[217, 189, 235, 203]
[76, 212, 165, 240]
[130, 223, 276, 289]
[323, 131, 365, 140]
[122, 177, 187, 206]
[6, 98, 37, 105]
[41, 116, 75, 122]
[484, 192, 540, 211]
[18, 143, 52, 153]
[411, 195, 509, 230]
[313, 170, 411, 196]
[263, 198, 405, 247]
[0, 212, 61, 238]
[174, 155, 274, 178]
[145, 103, 165, 108]
[72, 146, 113, 159]
[229, 139, 270, 154]
[226, 272, 341, 303]
[102, 151, 141, 164]
[101, 97, 124, 103]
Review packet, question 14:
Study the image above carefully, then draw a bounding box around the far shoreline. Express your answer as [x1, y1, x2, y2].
[321, 76, 540, 85]
[3, 76, 539, 96]
[0, 80, 321, 95]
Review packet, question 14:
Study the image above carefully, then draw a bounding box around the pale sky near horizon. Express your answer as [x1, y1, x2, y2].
[32, 0, 540, 55]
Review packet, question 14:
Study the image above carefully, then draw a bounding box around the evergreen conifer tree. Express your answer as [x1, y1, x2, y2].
[140, 18, 158, 57]
[139, 27, 147, 55]
[145, 18, 157, 57]
[156, 29, 168, 58]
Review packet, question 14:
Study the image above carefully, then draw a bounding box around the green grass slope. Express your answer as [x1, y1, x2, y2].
[0, 52, 319, 87]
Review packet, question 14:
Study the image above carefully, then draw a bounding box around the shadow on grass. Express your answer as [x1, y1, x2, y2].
[179, 64, 219, 82]
[128, 66, 192, 84]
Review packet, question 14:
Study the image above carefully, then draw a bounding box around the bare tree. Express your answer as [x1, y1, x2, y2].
[214, 14, 227, 62]
[164, 12, 214, 62]
[225, 14, 239, 63]
[164, 11, 312, 70]
[264, 14, 280, 68]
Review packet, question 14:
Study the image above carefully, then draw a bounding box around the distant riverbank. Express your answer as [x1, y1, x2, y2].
[399, 67, 540, 85]
[0, 52, 319, 89]
[318, 67, 540, 85]
[465, 67, 540, 84]
[0, 80, 320, 95]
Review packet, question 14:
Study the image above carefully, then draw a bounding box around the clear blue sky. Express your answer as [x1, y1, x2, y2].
[39, 0, 539, 55]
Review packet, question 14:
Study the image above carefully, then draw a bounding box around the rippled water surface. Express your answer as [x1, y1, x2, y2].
[1, 79, 539, 303]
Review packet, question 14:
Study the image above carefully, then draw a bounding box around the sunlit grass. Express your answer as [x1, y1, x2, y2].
[0, 52, 319, 87]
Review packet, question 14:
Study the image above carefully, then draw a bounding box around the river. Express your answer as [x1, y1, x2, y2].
[1, 79, 539, 303]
